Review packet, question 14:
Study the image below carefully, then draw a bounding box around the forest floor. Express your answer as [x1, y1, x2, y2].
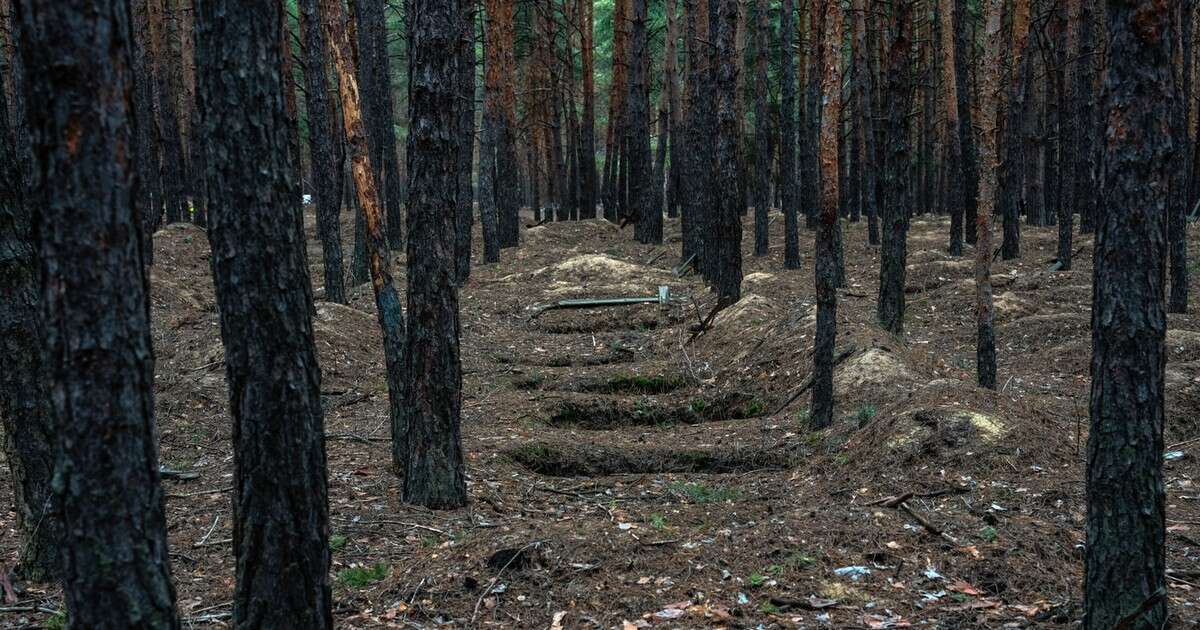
[2, 208, 1200, 629]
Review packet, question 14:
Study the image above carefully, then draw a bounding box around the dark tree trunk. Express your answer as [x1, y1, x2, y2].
[402, 0, 468, 509]
[1084, 1, 1172, 627]
[17, 0, 180, 625]
[1074, 0, 1100, 235]
[878, 0, 912, 336]
[300, 0, 347, 304]
[1168, 0, 1189, 313]
[955, 0, 978, 244]
[975, 0, 1003, 390]
[629, 0, 659, 243]
[483, 0, 520, 249]
[0, 57, 59, 582]
[811, 0, 843, 429]
[681, 0, 709, 268]
[320, 0, 410, 476]
[780, 0, 800, 267]
[852, 0, 879, 248]
[1000, 53, 1031, 260]
[478, 3, 502, 262]
[710, 0, 743, 301]
[752, 0, 770, 257]
[151, 0, 188, 226]
[802, 4, 822, 231]
[195, 1, 332, 625]
[130, 0, 163, 265]
[939, 0, 964, 256]
[580, 0, 598, 218]
[354, 0, 404, 250]
[848, 103, 862, 223]
[455, 0, 477, 284]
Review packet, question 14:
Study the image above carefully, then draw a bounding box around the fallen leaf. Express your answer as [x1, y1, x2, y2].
[550, 610, 567, 630]
[947, 580, 983, 596]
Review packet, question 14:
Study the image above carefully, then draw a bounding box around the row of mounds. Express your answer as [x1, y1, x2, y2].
[541, 390, 764, 430]
[505, 441, 799, 476]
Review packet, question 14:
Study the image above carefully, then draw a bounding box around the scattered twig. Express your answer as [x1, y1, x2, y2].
[471, 541, 543, 623]
[195, 515, 221, 548]
[166, 486, 232, 499]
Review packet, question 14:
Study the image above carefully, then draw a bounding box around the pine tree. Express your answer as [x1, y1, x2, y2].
[18, 0, 180, 624]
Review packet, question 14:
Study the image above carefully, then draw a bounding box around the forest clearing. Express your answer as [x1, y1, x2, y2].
[1, 0, 1197, 628]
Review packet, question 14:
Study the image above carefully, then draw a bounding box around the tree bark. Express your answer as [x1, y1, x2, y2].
[954, 0, 978, 244]
[354, 0, 404, 250]
[710, 0, 743, 301]
[319, 0, 410, 474]
[811, 0, 843, 429]
[579, 0, 598, 218]
[681, 0, 710, 268]
[195, 1, 333, 624]
[852, 0, 879, 248]
[402, 0, 468, 510]
[149, 0, 188, 225]
[974, 0, 1003, 390]
[299, 0, 347, 304]
[0, 53, 59, 582]
[877, 0, 913, 336]
[455, 0, 477, 284]
[938, 0, 964, 256]
[1084, 1, 1173, 627]
[780, 0, 801, 267]
[17, 0, 180, 624]
[629, 0, 659, 243]
[483, 0, 521, 248]
[130, 0, 164, 265]
[751, 0, 770, 257]
[1168, 0, 1190, 314]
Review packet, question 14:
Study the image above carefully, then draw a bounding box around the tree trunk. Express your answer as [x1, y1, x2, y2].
[629, 0, 659, 243]
[811, 0, 843, 429]
[852, 0, 880, 248]
[1072, 0, 1100, 235]
[878, 0, 913, 336]
[17, 1, 180, 625]
[130, 0, 163, 265]
[665, 0, 683, 219]
[1084, 1, 1172, 627]
[939, 0, 964, 256]
[319, 0, 410, 475]
[403, 0, 468, 510]
[580, 0, 598, 218]
[780, 0, 801, 267]
[483, 0, 521, 248]
[710, 0, 743, 300]
[681, 0, 710, 268]
[149, 0, 188, 225]
[1000, 0, 1030, 260]
[974, 0, 1003, 389]
[955, 0, 978, 244]
[801, 3, 822, 230]
[752, 0, 770, 257]
[195, 1, 333, 624]
[354, 0, 404, 250]
[0, 55, 59, 583]
[299, 0, 347, 304]
[1168, 0, 1190, 313]
[455, 0, 477, 284]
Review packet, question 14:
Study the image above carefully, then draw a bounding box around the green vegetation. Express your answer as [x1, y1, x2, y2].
[855, 404, 877, 428]
[45, 611, 67, 630]
[667, 481, 740, 503]
[329, 533, 348, 552]
[746, 572, 768, 587]
[336, 563, 389, 589]
[648, 513, 667, 529]
[978, 526, 998, 542]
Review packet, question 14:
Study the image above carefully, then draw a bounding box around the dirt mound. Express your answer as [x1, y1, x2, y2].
[992, 292, 1038, 322]
[833, 347, 922, 399]
[713, 293, 778, 329]
[506, 441, 796, 476]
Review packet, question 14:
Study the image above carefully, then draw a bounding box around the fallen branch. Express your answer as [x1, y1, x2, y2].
[530, 286, 671, 318]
